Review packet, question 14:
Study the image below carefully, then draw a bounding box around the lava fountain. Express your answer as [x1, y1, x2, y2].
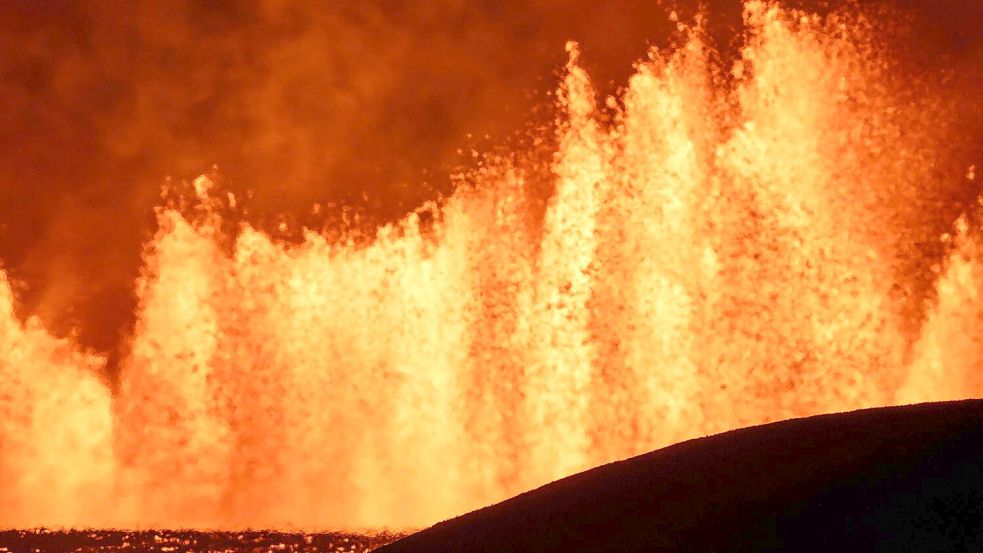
[0, 1, 979, 531]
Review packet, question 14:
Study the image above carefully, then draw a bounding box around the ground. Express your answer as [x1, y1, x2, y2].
[379, 399, 983, 552]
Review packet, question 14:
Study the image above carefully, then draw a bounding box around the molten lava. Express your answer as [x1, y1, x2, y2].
[0, 1, 979, 530]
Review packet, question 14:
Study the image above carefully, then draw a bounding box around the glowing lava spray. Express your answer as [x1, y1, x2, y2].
[0, 2, 978, 530]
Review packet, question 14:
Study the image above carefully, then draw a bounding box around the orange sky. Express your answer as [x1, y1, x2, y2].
[0, 0, 979, 362]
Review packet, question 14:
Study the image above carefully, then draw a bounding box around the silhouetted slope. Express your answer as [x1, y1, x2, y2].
[378, 400, 983, 552]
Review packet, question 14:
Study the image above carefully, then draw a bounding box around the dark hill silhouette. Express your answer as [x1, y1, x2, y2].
[377, 399, 983, 552]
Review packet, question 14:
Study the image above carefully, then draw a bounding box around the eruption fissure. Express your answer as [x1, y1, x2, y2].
[0, 2, 979, 530]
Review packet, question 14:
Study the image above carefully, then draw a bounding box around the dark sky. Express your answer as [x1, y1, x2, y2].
[0, 0, 979, 360]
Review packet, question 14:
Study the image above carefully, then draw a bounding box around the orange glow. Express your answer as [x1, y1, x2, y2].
[901, 207, 983, 404]
[0, 1, 978, 530]
[0, 272, 114, 527]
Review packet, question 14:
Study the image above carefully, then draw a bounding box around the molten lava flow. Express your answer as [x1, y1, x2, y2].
[0, 1, 978, 531]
